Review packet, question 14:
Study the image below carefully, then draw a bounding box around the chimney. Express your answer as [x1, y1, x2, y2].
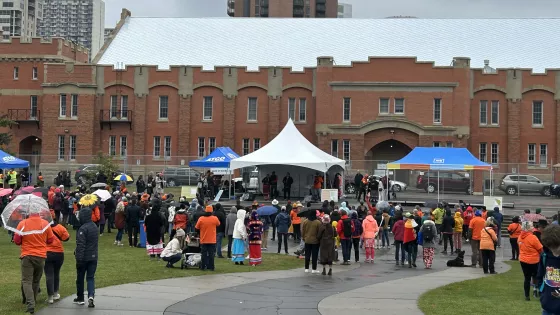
[484, 60, 490, 66]
[483, 59, 497, 74]
[121, 8, 132, 20]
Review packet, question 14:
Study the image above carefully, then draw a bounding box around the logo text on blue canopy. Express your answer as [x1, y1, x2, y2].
[433, 158, 445, 164]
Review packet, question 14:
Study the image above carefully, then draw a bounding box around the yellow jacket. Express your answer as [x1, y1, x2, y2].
[453, 212, 464, 233]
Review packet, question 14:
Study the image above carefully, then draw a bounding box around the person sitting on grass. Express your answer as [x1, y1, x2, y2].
[538, 224, 560, 315]
[161, 229, 186, 268]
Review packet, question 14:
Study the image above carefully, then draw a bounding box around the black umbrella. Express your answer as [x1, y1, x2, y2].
[32, 187, 49, 198]
[424, 200, 439, 209]
[297, 208, 314, 218]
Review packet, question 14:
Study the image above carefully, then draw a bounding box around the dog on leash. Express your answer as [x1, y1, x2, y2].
[446, 250, 467, 267]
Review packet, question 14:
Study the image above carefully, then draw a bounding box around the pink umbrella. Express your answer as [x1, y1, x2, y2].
[21, 186, 35, 192]
[0, 188, 13, 197]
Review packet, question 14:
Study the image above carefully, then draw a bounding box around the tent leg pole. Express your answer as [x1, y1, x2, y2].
[437, 171, 440, 203]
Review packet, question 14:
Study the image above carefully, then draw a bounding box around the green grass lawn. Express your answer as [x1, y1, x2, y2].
[418, 262, 542, 315]
[0, 229, 302, 315]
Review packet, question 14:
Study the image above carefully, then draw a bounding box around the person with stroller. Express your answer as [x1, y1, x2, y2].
[161, 229, 186, 268]
[232, 209, 247, 265]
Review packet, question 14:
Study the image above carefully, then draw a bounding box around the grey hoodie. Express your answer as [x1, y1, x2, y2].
[419, 220, 438, 248]
[225, 206, 238, 236]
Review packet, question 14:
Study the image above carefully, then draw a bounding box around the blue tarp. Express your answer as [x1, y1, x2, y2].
[189, 147, 240, 169]
[387, 147, 492, 171]
[0, 150, 29, 169]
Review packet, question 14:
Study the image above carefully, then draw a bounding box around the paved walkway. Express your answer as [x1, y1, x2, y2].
[37, 238, 511, 315]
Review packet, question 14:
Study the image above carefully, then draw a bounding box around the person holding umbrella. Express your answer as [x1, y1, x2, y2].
[8, 196, 55, 314]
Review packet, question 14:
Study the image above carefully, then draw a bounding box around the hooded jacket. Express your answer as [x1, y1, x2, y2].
[518, 231, 543, 264]
[441, 210, 455, 234]
[537, 249, 560, 313]
[493, 208, 504, 227]
[125, 201, 142, 227]
[233, 209, 248, 239]
[274, 210, 291, 234]
[173, 208, 188, 230]
[213, 203, 227, 234]
[433, 207, 444, 225]
[403, 218, 418, 244]
[225, 206, 238, 236]
[350, 212, 363, 238]
[453, 212, 464, 233]
[75, 207, 99, 262]
[463, 206, 474, 226]
[419, 220, 438, 248]
[392, 219, 404, 241]
[302, 212, 321, 244]
[361, 215, 379, 239]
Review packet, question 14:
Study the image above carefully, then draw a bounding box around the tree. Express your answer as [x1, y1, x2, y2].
[89, 152, 119, 183]
[0, 116, 14, 150]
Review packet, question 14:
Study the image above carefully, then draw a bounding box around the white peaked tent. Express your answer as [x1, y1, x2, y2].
[230, 119, 346, 172]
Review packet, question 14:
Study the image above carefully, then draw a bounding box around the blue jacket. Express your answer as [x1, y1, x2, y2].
[493, 210, 503, 227]
[538, 249, 560, 313]
[274, 212, 291, 234]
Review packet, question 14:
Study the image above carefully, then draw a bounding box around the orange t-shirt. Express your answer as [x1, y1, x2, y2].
[15, 216, 54, 258]
[313, 176, 323, 189]
[290, 210, 301, 225]
[195, 215, 220, 244]
[480, 227, 497, 250]
[507, 223, 522, 239]
[48, 224, 70, 253]
[518, 232, 543, 264]
[469, 217, 486, 241]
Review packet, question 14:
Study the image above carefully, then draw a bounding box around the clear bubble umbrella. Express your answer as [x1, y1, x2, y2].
[1, 194, 52, 236]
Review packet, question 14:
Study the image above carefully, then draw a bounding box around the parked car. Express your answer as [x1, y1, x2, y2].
[344, 178, 407, 194]
[416, 172, 471, 194]
[75, 164, 134, 184]
[550, 183, 560, 197]
[162, 167, 200, 187]
[499, 174, 551, 196]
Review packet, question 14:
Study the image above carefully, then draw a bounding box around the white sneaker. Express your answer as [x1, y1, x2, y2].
[312, 270, 320, 274]
[47, 296, 54, 304]
[304, 269, 309, 273]
[113, 241, 118, 245]
[246, 255, 250, 259]
[53, 293, 61, 301]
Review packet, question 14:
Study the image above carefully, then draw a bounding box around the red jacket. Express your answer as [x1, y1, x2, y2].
[392, 219, 404, 241]
[463, 207, 474, 226]
[336, 215, 352, 240]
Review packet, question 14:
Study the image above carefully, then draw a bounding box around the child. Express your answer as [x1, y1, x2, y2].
[538, 224, 560, 314]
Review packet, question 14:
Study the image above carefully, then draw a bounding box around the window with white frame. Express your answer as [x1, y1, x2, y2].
[288, 98, 296, 120]
[479, 143, 487, 162]
[491, 143, 499, 164]
[58, 135, 65, 160]
[203, 96, 213, 120]
[121, 96, 128, 118]
[533, 101, 543, 126]
[13, 66, 18, 79]
[247, 97, 257, 121]
[120, 136, 127, 157]
[433, 98, 442, 123]
[110, 95, 118, 118]
[69, 135, 76, 160]
[528, 144, 536, 165]
[379, 98, 389, 114]
[32, 67, 38, 80]
[343, 98, 351, 122]
[198, 137, 205, 158]
[164, 136, 171, 158]
[71, 94, 78, 117]
[209, 137, 216, 154]
[30, 95, 38, 118]
[343, 140, 351, 162]
[109, 136, 116, 156]
[159, 96, 169, 119]
[299, 98, 306, 121]
[491, 101, 499, 125]
[394, 98, 405, 114]
[59, 94, 66, 117]
[433, 141, 440, 147]
[479, 100, 487, 125]
[540, 144, 548, 167]
[242, 138, 250, 155]
[446, 142, 453, 148]
[253, 138, 260, 151]
[331, 139, 338, 158]
[153, 136, 161, 158]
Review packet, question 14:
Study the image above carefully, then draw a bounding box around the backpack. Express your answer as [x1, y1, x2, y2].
[343, 218, 354, 238]
[423, 224, 434, 242]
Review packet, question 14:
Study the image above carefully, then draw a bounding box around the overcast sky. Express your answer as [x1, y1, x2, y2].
[105, 0, 560, 27]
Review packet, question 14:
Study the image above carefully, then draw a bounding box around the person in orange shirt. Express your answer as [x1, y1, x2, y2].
[290, 203, 302, 243]
[195, 205, 221, 271]
[13, 213, 55, 314]
[518, 221, 544, 300]
[480, 218, 498, 274]
[48, 186, 55, 207]
[44, 219, 70, 304]
[468, 210, 486, 267]
[312, 173, 324, 202]
[508, 216, 522, 260]
[91, 204, 100, 225]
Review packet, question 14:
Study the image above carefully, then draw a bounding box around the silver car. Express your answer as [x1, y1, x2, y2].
[498, 174, 551, 196]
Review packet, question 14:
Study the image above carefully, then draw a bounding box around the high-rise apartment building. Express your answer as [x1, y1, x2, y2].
[337, 3, 352, 18]
[39, 0, 105, 58]
[227, 0, 338, 18]
[0, 0, 44, 41]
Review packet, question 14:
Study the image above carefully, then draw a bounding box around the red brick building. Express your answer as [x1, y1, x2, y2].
[1, 13, 559, 191]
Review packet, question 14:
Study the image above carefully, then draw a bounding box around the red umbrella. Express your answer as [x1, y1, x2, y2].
[0, 188, 13, 197]
[21, 186, 35, 192]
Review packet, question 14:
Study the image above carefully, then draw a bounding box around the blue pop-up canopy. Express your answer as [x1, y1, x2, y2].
[387, 147, 492, 171]
[189, 147, 240, 169]
[0, 150, 29, 169]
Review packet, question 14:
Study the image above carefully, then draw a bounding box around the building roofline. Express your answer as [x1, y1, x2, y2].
[93, 8, 131, 64]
